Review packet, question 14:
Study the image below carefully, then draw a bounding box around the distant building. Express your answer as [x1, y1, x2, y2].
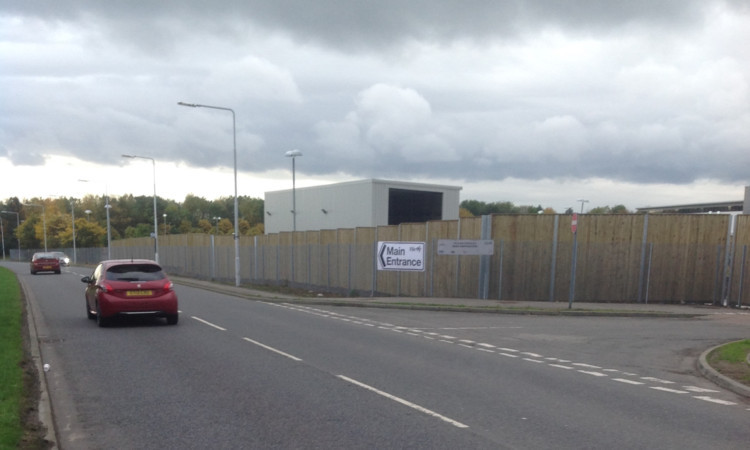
[635, 186, 750, 214]
[264, 179, 462, 233]
[635, 201, 743, 214]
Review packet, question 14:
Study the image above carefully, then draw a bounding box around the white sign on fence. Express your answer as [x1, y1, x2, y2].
[377, 241, 425, 271]
[437, 239, 495, 256]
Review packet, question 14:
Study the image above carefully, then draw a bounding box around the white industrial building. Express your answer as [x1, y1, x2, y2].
[264, 179, 462, 233]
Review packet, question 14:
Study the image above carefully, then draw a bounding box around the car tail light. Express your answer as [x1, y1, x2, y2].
[99, 283, 114, 293]
[164, 280, 174, 291]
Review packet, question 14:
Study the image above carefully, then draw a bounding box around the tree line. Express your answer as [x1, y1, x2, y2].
[459, 200, 630, 216]
[0, 194, 264, 253]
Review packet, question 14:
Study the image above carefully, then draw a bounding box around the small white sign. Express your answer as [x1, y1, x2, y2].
[377, 241, 425, 271]
[437, 239, 495, 256]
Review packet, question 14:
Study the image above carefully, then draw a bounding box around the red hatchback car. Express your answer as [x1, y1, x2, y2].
[30, 252, 62, 275]
[81, 259, 179, 327]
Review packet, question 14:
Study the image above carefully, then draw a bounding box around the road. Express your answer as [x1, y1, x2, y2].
[6, 261, 750, 449]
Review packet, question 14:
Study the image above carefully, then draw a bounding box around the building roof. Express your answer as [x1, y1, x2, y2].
[636, 201, 743, 214]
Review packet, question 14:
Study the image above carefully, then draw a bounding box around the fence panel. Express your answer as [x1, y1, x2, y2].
[99, 213, 738, 303]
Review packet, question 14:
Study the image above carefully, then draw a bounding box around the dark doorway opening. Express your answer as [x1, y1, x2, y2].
[388, 188, 443, 225]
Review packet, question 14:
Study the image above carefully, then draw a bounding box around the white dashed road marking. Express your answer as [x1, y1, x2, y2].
[271, 303, 746, 412]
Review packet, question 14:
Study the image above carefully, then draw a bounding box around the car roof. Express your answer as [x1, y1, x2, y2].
[99, 259, 161, 267]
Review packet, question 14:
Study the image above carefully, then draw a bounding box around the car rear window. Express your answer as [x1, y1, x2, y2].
[105, 264, 165, 282]
[33, 253, 57, 261]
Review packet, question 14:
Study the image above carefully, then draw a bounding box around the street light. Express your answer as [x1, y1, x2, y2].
[1, 217, 5, 261]
[22, 203, 47, 251]
[79, 179, 112, 259]
[285, 149, 302, 232]
[122, 154, 159, 263]
[577, 199, 589, 214]
[178, 101, 240, 287]
[1, 211, 20, 260]
[213, 216, 221, 235]
[69, 199, 77, 264]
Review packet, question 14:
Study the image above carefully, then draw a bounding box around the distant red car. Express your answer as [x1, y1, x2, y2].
[81, 259, 179, 327]
[30, 252, 61, 275]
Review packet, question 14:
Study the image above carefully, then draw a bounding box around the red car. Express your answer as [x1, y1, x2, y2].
[30, 252, 61, 275]
[81, 259, 179, 327]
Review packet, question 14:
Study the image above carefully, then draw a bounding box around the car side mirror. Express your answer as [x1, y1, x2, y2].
[81, 276, 92, 284]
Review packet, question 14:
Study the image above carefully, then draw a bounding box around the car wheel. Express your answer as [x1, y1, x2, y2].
[30, 270, 36, 275]
[96, 304, 109, 328]
[166, 314, 179, 325]
[55, 270, 61, 274]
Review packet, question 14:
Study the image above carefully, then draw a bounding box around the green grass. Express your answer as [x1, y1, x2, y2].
[709, 339, 750, 386]
[0, 267, 23, 449]
[713, 339, 750, 363]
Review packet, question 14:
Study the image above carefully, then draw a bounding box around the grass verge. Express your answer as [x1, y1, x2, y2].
[708, 339, 750, 386]
[0, 266, 24, 448]
[0, 267, 50, 449]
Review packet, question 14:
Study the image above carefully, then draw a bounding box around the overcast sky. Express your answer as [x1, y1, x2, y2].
[2, 1, 749, 212]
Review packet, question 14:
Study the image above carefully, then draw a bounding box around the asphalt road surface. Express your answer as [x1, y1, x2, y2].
[7, 261, 750, 449]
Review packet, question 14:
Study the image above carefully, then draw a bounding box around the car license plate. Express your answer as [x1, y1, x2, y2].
[42, 265, 52, 269]
[126, 290, 153, 297]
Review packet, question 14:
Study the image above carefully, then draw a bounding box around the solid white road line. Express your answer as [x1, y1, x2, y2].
[337, 375, 469, 429]
[242, 337, 303, 362]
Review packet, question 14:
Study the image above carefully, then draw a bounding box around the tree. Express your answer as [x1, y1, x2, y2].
[217, 218, 233, 235]
[74, 219, 107, 247]
[459, 207, 474, 218]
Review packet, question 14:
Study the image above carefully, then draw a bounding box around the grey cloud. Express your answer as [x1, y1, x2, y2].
[3, 1, 730, 52]
[2, 0, 750, 206]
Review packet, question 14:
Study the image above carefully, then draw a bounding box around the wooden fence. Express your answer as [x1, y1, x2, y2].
[104, 213, 750, 305]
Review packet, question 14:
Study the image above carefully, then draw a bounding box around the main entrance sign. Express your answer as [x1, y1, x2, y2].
[377, 241, 425, 271]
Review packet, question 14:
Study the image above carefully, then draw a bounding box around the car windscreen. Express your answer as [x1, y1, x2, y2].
[105, 264, 165, 282]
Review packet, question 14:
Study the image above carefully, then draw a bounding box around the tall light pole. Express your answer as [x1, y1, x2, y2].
[285, 149, 302, 232]
[213, 216, 221, 235]
[122, 155, 159, 263]
[577, 199, 589, 214]
[178, 101, 240, 287]
[0, 211, 20, 260]
[0, 217, 5, 260]
[70, 199, 77, 264]
[23, 203, 47, 251]
[79, 179, 112, 259]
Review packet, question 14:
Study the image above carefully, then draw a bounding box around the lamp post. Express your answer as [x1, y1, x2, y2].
[23, 203, 47, 251]
[0, 211, 20, 260]
[122, 154, 159, 263]
[213, 216, 221, 235]
[70, 199, 77, 264]
[285, 149, 302, 232]
[1, 217, 5, 260]
[178, 101, 240, 287]
[163, 213, 168, 236]
[79, 179, 112, 259]
[577, 199, 589, 214]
